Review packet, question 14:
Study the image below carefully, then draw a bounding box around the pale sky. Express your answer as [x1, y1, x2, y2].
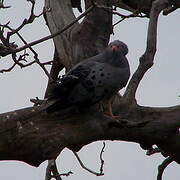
[0, 0, 180, 180]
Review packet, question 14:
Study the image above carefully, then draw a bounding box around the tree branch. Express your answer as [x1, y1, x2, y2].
[0, 4, 94, 57]
[73, 151, 104, 176]
[72, 142, 105, 176]
[0, 104, 180, 167]
[157, 157, 173, 180]
[45, 160, 62, 180]
[69, 0, 113, 66]
[123, 0, 168, 104]
[45, 159, 73, 180]
[0, 1, 179, 180]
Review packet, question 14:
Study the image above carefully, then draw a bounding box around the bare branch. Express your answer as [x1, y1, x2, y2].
[45, 160, 62, 180]
[93, 4, 147, 28]
[6, 0, 47, 42]
[99, 142, 105, 175]
[30, 97, 46, 106]
[0, 62, 16, 73]
[9, 53, 51, 78]
[113, 11, 147, 27]
[0, 23, 52, 77]
[45, 159, 73, 180]
[123, 0, 169, 104]
[95, 4, 147, 19]
[157, 157, 173, 180]
[163, 5, 178, 15]
[146, 147, 161, 156]
[0, 102, 180, 167]
[110, 0, 136, 13]
[72, 151, 104, 176]
[52, 171, 73, 179]
[1, 5, 94, 57]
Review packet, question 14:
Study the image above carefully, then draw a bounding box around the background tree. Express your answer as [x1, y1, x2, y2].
[0, 0, 180, 180]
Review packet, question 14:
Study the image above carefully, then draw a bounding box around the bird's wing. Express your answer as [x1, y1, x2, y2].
[46, 61, 97, 113]
[48, 60, 96, 100]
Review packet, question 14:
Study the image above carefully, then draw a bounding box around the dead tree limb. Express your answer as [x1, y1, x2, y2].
[123, 0, 168, 104]
[0, 1, 179, 180]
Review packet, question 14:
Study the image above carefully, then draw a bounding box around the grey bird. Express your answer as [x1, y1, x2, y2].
[46, 40, 130, 117]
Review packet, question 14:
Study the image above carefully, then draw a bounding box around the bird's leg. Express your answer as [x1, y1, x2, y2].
[103, 99, 121, 119]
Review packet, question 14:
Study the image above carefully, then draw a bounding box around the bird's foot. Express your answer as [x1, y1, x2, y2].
[104, 112, 121, 119]
[109, 115, 121, 119]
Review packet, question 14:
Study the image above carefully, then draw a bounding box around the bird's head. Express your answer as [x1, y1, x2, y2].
[108, 40, 128, 56]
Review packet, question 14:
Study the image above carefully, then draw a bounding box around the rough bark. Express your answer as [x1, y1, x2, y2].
[0, 0, 179, 172]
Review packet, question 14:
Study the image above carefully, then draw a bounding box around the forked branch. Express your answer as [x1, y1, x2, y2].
[72, 142, 105, 176]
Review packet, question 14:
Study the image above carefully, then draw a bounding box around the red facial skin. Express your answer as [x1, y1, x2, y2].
[111, 45, 120, 51]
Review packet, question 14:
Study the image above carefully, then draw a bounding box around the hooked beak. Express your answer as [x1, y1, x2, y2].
[111, 45, 119, 52]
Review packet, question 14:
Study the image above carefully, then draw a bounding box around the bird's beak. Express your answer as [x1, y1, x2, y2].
[111, 45, 118, 51]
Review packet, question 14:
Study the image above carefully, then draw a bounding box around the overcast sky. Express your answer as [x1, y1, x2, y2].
[0, 0, 180, 180]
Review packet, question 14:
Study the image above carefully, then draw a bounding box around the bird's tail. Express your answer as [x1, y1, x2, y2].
[46, 100, 70, 114]
[46, 102, 58, 113]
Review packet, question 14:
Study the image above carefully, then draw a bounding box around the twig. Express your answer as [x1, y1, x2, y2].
[0, 62, 16, 73]
[73, 150, 104, 176]
[6, 0, 47, 42]
[94, 4, 147, 28]
[2, 5, 95, 56]
[30, 97, 46, 106]
[99, 142, 105, 175]
[112, 11, 147, 27]
[113, 11, 147, 27]
[157, 157, 173, 180]
[123, 0, 169, 104]
[52, 171, 73, 178]
[0, 3, 51, 77]
[146, 147, 161, 156]
[113, 18, 127, 27]
[114, 11, 147, 19]
[163, 5, 177, 15]
[10, 53, 52, 78]
[0, 24, 52, 77]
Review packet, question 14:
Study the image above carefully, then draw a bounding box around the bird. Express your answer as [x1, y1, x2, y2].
[46, 40, 130, 118]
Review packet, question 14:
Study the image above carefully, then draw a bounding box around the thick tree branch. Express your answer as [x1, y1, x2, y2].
[43, 0, 113, 98]
[0, 1, 179, 180]
[123, 0, 168, 104]
[69, 0, 113, 66]
[0, 103, 180, 167]
[44, 49, 64, 98]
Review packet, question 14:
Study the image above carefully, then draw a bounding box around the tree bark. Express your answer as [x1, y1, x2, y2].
[0, 0, 179, 171]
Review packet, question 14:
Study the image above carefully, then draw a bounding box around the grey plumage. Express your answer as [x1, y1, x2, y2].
[46, 40, 130, 114]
